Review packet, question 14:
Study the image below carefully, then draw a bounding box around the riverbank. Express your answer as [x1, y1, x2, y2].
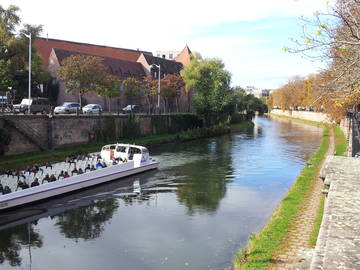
[235, 114, 347, 270]
[0, 120, 254, 171]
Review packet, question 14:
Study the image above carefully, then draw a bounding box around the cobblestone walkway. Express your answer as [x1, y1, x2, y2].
[267, 130, 335, 270]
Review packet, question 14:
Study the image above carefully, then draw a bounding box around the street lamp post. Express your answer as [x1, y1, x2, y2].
[24, 33, 32, 114]
[150, 64, 161, 113]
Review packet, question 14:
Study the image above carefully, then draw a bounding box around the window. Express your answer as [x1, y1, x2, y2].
[169, 54, 173, 59]
[116, 146, 126, 152]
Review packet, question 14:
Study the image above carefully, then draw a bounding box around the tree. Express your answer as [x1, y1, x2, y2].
[122, 77, 142, 110]
[140, 76, 157, 114]
[181, 57, 234, 126]
[160, 74, 185, 113]
[286, 0, 360, 119]
[0, 4, 47, 102]
[96, 75, 121, 112]
[58, 55, 110, 107]
[180, 52, 202, 112]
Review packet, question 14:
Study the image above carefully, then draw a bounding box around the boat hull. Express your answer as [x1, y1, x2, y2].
[0, 160, 159, 211]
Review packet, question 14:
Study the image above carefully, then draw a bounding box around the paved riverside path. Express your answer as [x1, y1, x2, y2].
[268, 131, 334, 270]
[310, 156, 360, 270]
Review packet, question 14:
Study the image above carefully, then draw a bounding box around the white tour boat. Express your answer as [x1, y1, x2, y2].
[0, 144, 159, 211]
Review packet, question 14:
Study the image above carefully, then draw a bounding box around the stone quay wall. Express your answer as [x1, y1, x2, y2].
[270, 109, 333, 124]
[0, 114, 203, 156]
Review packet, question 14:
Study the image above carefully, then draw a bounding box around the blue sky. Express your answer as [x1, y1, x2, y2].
[2, 0, 331, 89]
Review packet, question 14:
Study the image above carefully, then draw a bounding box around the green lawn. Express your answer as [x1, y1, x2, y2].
[334, 126, 347, 156]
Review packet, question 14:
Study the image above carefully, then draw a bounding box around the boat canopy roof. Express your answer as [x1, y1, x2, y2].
[102, 144, 148, 152]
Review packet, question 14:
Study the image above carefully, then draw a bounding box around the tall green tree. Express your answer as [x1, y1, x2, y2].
[180, 53, 202, 112]
[181, 57, 234, 126]
[58, 55, 110, 107]
[0, 4, 49, 102]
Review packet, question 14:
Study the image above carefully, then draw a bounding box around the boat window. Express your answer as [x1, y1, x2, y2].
[116, 146, 126, 152]
[131, 148, 141, 154]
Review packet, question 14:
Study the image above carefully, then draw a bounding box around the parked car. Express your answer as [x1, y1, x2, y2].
[13, 98, 51, 114]
[82, 104, 102, 114]
[54, 102, 81, 114]
[122, 105, 140, 113]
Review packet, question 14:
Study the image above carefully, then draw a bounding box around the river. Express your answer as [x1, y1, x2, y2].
[0, 116, 323, 270]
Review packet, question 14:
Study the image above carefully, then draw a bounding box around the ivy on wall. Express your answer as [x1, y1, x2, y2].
[0, 124, 11, 155]
[90, 114, 203, 143]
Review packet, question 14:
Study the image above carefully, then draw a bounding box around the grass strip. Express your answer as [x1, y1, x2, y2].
[0, 120, 253, 171]
[235, 125, 329, 270]
[333, 125, 347, 156]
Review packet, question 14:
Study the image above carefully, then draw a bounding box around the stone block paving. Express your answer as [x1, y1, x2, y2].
[267, 131, 334, 270]
[310, 156, 360, 270]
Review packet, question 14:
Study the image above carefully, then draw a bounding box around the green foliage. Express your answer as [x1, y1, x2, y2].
[0, 4, 49, 102]
[58, 55, 113, 106]
[181, 57, 234, 126]
[334, 126, 347, 156]
[123, 114, 141, 139]
[0, 116, 253, 171]
[151, 114, 202, 135]
[92, 117, 117, 142]
[232, 87, 268, 116]
[123, 77, 141, 107]
[0, 126, 11, 155]
[231, 113, 247, 124]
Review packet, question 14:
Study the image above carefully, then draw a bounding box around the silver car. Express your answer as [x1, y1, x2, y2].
[54, 102, 81, 114]
[82, 104, 102, 114]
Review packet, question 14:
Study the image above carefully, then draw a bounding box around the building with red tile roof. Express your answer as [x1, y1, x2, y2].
[36, 37, 192, 112]
[35, 37, 152, 67]
[48, 48, 147, 108]
[174, 45, 192, 67]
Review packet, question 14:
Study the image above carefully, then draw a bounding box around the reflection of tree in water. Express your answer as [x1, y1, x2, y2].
[176, 137, 233, 215]
[0, 222, 42, 267]
[55, 199, 118, 241]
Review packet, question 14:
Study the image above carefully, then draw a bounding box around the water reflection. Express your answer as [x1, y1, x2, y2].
[175, 138, 233, 215]
[0, 222, 42, 267]
[0, 116, 323, 270]
[55, 199, 118, 241]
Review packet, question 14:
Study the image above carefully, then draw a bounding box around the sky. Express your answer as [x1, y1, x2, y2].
[2, 0, 332, 89]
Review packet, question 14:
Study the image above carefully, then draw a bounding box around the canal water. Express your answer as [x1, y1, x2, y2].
[0, 116, 323, 270]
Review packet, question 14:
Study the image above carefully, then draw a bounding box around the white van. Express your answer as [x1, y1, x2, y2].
[13, 98, 51, 114]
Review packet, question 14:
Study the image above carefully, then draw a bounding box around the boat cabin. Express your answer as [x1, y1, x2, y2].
[100, 144, 149, 164]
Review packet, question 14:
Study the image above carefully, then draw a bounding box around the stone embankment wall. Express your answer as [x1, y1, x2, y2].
[270, 109, 333, 124]
[0, 114, 204, 156]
